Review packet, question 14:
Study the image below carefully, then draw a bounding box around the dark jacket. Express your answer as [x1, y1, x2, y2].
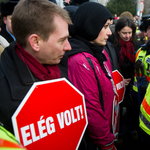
[114, 40, 142, 79]
[0, 41, 68, 134]
[108, 33, 142, 79]
[0, 24, 14, 43]
[105, 41, 121, 72]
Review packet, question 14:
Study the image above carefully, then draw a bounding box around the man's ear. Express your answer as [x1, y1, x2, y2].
[28, 34, 41, 52]
[3, 17, 6, 24]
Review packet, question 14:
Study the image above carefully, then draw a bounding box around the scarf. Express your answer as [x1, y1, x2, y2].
[15, 43, 61, 81]
[119, 38, 135, 67]
[72, 36, 111, 79]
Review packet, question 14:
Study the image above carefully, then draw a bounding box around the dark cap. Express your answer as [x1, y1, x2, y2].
[139, 14, 150, 31]
[0, 1, 18, 17]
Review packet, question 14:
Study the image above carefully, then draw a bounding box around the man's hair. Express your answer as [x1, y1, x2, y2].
[12, 0, 72, 47]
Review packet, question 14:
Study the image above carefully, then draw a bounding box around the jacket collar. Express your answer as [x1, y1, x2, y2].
[1, 42, 39, 100]
[1, 42, 69, 100]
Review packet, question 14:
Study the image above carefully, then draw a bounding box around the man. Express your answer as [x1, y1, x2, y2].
[133, 14, 150, 103]
[138, 18, 150, 140]
[0, 0, 72, 134]
[132, 15, 150, 147]
[0, 0, 18, 48]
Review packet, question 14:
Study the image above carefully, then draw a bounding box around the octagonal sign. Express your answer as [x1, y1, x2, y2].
[112, 70, 125, 140]
[12, 78, 88, 150]
[112, 70, 125, 103]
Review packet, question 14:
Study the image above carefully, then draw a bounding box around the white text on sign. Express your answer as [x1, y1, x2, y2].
[116, 81, 124, 90]
[57, 105, 83, 129]
[20, 105, 84, 146]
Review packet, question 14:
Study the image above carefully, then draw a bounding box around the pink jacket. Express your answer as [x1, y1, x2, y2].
[68, 50, 114, 147]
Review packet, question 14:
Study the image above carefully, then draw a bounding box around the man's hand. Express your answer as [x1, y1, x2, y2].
[124, 78, 131, 86]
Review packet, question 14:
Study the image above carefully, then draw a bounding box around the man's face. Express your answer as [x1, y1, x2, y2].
[38, 16, 71, 65]
[3, 15, 13, 34]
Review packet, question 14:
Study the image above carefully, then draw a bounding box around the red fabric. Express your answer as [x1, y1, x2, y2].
[119, 38, 135, 67]
[15, 43, 61, 81]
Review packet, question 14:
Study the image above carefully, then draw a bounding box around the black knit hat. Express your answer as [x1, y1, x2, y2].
[1, 1, 18, 17]
[71, 2, 112, 41]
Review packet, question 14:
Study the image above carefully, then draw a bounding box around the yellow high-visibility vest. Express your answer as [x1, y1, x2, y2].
[0, 125, 26, 150]
[133, 47, 150, 92]
[139, 83, 150, 135]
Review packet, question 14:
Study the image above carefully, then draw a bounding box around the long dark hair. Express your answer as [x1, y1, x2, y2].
[114, 17, 136, 46]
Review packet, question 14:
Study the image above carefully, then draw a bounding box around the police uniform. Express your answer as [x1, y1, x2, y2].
[139, 83, 150, 147]
[133, 14, 150, 102]
[0, 123, 26, 149]
[139, 83, 150, 135]
[134, 14, 150, 148]
[133, 41, 150, 100]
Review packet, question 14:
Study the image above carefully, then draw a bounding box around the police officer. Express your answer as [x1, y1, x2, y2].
[0, 1, 18, 47]
[136, 15, 150, 148]
[139, 82, 150, 148]
[133, 14, 150, 103]
[131, 15, 150, 147]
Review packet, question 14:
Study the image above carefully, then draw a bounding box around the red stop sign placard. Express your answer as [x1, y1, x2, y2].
[112, 70, 125, 103]
[112, 70, 125, 140]
[12, 78, 88, 150]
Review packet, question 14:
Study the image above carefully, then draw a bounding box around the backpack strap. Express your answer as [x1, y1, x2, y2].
[86, 57, 104, 112]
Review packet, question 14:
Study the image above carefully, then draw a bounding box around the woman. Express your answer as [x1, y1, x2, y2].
[114, 17, 142, 143]
[66, 2, 116, 150]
